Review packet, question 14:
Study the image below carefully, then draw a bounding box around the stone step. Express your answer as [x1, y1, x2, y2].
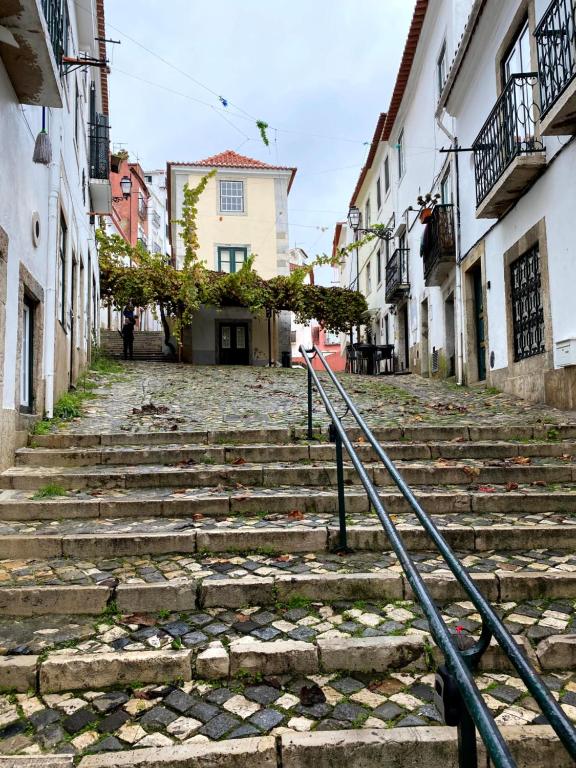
[2, 459, 575, 491]
[0, 486, 575, 520]
[0, 673, 570, 764]
[0, 631, 557, 695]
[28, 423, 576, 449]
[0, 548, 574, 616]
[0, 513, 572, 559]
[16, 440, 576, 467]
[0, 594, 572, 690]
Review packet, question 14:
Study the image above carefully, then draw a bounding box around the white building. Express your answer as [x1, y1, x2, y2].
[144, 169, 169, 260]
[339, 0, 576, 408]
[0, 0, 110, 468]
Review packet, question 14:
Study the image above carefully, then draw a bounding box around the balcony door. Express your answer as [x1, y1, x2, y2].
[502, 21, 535, 152]
[20, 298, 34, 413]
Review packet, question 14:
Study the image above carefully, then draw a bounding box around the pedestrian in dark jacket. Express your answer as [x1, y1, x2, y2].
[121, 321, 134, 360]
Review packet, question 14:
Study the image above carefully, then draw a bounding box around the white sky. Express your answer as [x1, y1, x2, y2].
[105, 0, 414, 283]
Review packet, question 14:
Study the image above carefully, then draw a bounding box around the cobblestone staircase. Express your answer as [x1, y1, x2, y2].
[0, 423, 574, 765]
[99, 329, 168, 362]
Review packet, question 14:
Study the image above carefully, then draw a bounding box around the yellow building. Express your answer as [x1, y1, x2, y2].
[167, 151, 297, 366]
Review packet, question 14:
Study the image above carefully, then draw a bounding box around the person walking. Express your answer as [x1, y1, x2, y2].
[121, 320, 134, 360]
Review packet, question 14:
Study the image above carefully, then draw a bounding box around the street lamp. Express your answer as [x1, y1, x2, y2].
[347, 205, 394, 240]
[112, 175, 133, 203]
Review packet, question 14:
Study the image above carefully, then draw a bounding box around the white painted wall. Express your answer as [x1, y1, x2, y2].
[0, 0, 102, 418]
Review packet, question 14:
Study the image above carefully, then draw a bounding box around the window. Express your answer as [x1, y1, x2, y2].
[377, 244, 382, 285]
[510, 245, 545, 361]
[220, 180, 244, 213]
[397, 131, 405, 178]
[385, 237, 391, 263]
[324, 329, 340, 345]
[364, 199, 371, 228]
[218, 246, 247, 273]
[58, 213, 67, 326]
[437, 42, 447, 95]
[384, 156, 390, 192]
[440, 170, 451, 204]
[376, 178, 382, 210]
[503, 19, 531, 81]
[366, 260, 372, 294]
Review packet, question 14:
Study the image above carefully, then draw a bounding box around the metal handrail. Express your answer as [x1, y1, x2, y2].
[299, 344, 576, 768]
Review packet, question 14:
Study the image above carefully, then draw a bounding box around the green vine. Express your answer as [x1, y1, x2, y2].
[256, 120, 270, 147]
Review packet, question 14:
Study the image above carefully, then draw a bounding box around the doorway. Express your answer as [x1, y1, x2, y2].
[69, 255, 77, 386]
[397, 304, 410, 371]
[20, 297, 34, 413]
[420, 299, 429, 377]
[444, 293, 455, 377]
[219, 322, 249, 365]
[472, 268, 487, 381]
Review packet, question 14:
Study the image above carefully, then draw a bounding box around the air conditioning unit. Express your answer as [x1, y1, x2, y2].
[556, 338, 576, 367]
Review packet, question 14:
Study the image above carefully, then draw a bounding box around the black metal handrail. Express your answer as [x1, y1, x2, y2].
[40, 0, 68, 64]
[385, 248, 409, 303]
[422, 204, 455, 282]
[535, 0, 576, 118]
[300, 343, 576, 768]
[473, 73, 544, 206]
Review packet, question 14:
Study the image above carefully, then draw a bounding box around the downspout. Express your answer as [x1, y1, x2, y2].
[436, 110, 464, 385]
[44, 121, 62, 418]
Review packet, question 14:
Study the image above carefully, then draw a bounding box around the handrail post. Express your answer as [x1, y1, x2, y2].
[330, 422, 350, 553]
[307, 366, 313, 440]
[458, 705, 478, 768]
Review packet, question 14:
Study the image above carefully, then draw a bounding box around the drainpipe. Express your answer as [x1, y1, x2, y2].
[44, 119, 62, 418]
[436, 111, 464, 385]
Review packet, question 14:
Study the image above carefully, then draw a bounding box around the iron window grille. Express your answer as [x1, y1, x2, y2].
[535, 0, 576, 118]
[510, 245, 545, 361]
[88, 83, 109, 180]
[472, 73, 544, 206]
[41, 0, 68, 65]
[220, 180, 244, 213]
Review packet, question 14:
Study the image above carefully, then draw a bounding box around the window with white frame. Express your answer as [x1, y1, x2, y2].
[377, 243, 382, 285]
[440, 169, 452, 204]
[365, 198, 371, 228]
[397, 130, 405, 178]
[220, 180, 244, 212]
[376, 178, 382, 210]
[437, 41, 447, 95]
[384, 156, 390, 192]
[366, 260, 372, 294]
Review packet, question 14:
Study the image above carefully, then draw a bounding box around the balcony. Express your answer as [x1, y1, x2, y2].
[422, 205, 456, 287]
[138, 197, 148, 220]
[137, 236, 148, 252]
[0, 0, 66, 106]
[385, 248, 410, 304]
[536, 0, 576, 135]
[473, 74, 546, 218]
[88, 113, 112, 214]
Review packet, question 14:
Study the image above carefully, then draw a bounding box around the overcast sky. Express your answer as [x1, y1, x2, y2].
[105, 0, 414, 283]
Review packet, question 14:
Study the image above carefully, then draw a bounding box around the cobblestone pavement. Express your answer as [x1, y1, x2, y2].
[0, 668, 574, 756]
[0, 598, 574, 657]
[0, 548, 574, 588]
[52, 363, 576, 435]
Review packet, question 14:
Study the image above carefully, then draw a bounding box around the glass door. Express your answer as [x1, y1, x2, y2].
[20, 300, 33, 412]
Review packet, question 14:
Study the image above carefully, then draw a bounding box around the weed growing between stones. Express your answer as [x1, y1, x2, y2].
[31, 484, 68, 500]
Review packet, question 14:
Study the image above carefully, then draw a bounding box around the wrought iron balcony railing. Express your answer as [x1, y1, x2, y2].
[422, 205, 456, 285]
[536, 0, 576, 118]
[40, 0, 68, 64]
[137, 236, 148, 251]
[385, 248, 409, 304]
[88, 114, 110, 180]
[473, 74, 544, 206]
[152, 211, 161, 229]
[138, 198, 148, 219]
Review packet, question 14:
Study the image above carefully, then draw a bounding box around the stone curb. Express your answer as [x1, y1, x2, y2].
[281, 725, 573, 768]
[0, 569, 575, 617]
[0, 758, 74, 767]
[0, 632, 569, 695]
[38, 649, 193, 693]
[77, 736, 277, 768]
[0, 521, 573, 560]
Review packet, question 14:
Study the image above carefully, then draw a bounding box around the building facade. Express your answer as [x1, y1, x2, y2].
[338, 0, 576, 408]
[0, 0, 110, 468]
[167, 150, 297, 366]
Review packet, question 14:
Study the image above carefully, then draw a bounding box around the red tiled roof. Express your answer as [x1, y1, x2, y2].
[382, 0, 429, 140]
[168, 150, 297, 193]
[350, 112, 387, 207]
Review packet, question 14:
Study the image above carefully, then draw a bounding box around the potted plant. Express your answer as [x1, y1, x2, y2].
[417, 193, 441, 223]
